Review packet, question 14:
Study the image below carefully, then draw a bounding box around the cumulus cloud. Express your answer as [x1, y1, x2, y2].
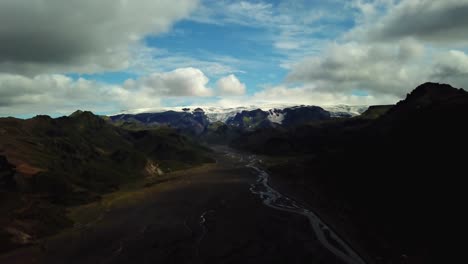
[0, 67, 216, 116]
[287, 42, 468, 97]
[288, 42, 432, 96]
[285, 0, 468, 98]
[216, 74, 246, 95]
[0, 0, 198, 75]
[124, 67, 213, 97]
[0, 73, 126, 116]
[431, 50, 468, 88]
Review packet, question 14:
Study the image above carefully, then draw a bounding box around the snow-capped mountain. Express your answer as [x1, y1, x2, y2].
[110, 104, 371, 136]
[117, 104, 369, 123]
[322, 105, 369, 117]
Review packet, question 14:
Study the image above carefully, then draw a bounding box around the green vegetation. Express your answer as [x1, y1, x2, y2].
[358, 105, 394, 119]
[242, 116, 251, 125]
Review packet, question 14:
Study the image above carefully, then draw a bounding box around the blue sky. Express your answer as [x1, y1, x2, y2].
[1, 0, 468, 117]
[78, 0, 360, 105]
[143, 20, 286, 95]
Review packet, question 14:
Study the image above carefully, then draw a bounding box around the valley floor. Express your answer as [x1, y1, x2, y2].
[0, 148, 355, 264]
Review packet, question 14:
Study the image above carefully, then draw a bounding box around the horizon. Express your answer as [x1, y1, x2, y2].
[2, 1, 468, 117]
[1, 103, 367, 120]
[6, 80, 463, 120]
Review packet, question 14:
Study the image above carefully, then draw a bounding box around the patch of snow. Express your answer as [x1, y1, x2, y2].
[322, 105, 368, 117]
[115, 104, 369, 122]
[267, 109, 285, 124]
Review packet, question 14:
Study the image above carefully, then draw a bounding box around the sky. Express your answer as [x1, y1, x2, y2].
[1, 0, 468, 117]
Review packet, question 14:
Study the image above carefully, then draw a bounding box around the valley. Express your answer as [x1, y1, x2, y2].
[3, 2, 468, 263]
[1, 82, 467, 264]
[0, 148, 354, 264]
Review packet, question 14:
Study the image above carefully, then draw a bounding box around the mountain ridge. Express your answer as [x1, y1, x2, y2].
[0, 111, 213, 252]
[109, 104, 364, 137]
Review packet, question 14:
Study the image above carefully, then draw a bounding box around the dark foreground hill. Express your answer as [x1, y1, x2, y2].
[0, 111, 213, 252]
[233, 82, 468, 263]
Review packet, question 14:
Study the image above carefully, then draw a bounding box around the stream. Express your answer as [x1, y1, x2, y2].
[246, 155, 366, 264]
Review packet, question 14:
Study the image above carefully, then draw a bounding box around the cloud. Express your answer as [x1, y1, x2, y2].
[191, 1, 278, 27]
[0, 67, 215, 116]
[274, 41, 301, 50]
[0, 0, 198, 76]
[250, 85, 399, 106]
[287, 41, 468, 97]
[216, 74, 246, 95]
[284, 0, 468, 98]
[204, 83, 399, 110]
[0, 73, 125, 116]
[430, 50, 468, 88]
[287, 42, 423, 96]
[191, 0, 353, 63]
[362, 0, 468, 44]
[398, 38, 425, 61]
[124, 67, 213, 97]
[128, 46, 245, 77]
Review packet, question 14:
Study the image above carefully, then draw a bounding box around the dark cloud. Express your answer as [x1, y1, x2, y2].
[0, 0, 198, 75]
[367, 1, 468, 43]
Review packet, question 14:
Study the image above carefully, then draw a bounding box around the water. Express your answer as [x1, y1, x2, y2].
[247, 157, 366, 264]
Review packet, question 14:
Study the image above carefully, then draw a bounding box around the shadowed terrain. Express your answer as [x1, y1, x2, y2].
[0, 149, 349, 264]
[233, 83, 468, 263]
[1, 83, 466, 264]
[0, 111, 213, 253]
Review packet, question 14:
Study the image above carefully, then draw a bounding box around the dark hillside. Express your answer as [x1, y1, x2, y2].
[235, 83, 468, 262]
[0, 111, 213, 252]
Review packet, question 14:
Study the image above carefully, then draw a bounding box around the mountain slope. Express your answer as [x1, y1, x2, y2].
[0, 111, 213, 252]
[111, 109, 210, 136]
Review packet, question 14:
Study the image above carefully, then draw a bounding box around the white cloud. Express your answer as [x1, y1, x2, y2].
[216, 74, 246, 95]
[287, 42, 423, 96]
[285, 0, 468, 98]
[0, 67, 215, 116]
[124, 67, 213, 97]
[0, 0, 198, 76]
[191, 84, 399, 110]
[0, 73, 124, 116]
[431, 50, 468, 88]
[287, 41, 468, 97]
[250, 85, 399, 106]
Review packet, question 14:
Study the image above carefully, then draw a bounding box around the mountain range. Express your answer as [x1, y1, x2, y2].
[110, 104, 366, 137]
[116, 104, 368, 123]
